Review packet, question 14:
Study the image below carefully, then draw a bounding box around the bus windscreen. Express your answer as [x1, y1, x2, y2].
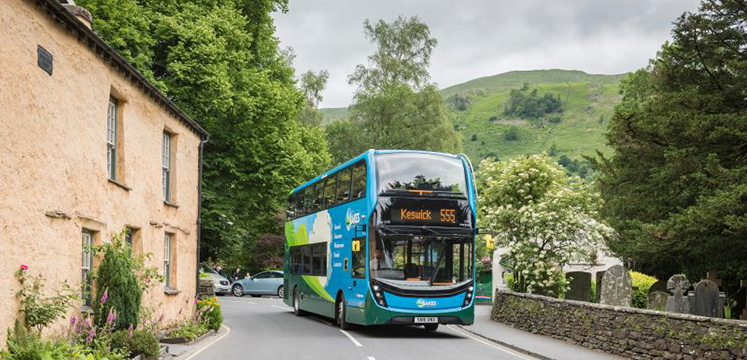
[375, 153, 467, 198]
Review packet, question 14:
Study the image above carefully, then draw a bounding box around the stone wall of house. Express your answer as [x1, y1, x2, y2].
[0, 0, 203, 344]
[492, 290, 747, 360]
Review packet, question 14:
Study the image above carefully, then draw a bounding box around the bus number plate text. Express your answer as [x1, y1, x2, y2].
[414, 317, 438, 324]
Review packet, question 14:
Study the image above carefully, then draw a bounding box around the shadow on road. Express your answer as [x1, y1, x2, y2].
[351, 325, 462, 340]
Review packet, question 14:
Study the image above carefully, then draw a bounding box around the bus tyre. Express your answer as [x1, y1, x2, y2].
[293, 287, 305, 317]
[424, 323, 439, 332]
[337, 297, 351, 330]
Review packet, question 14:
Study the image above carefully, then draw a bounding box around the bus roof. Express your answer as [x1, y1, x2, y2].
[289, 149, 465, 194]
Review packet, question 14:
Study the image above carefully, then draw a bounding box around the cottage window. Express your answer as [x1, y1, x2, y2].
[162, 132, 172, 202]
[107, 98, 118, 180]
[164, 233, 173, 288]
[81, 230, 94, 307]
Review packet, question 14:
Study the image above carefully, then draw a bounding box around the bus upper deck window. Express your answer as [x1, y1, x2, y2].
[336, 168, 352, 203]
[352, 162, 366, 200]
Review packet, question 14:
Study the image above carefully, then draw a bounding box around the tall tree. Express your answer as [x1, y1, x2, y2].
[78, 0, 332, 268]
[327, 16, 461, 163]
[297, 69, 329, 127]
[594, 0, 747, 287]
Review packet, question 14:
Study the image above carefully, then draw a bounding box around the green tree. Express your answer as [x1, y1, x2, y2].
[297, 69, 329, 127]
[329, 16, 461, 158]
[78, 0, 332, 267]
[93, 235, 141, 330]
[594, 0, 747, 288]
[478, 154, 613, 296]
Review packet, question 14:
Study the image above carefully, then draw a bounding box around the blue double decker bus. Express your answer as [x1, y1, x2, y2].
[283, 150, 477, 331]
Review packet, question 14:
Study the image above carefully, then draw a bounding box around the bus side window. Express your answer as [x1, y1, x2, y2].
[302, 246, 312, 274]
[337, 167, 352, 203]
[295, 188, 305, 217]
[286, 193, 295, 219]
[351, 162, 366, 200]
[313, 181, 324, 212]
[304, 186, 314, 214]
[325, 174, 337, 209]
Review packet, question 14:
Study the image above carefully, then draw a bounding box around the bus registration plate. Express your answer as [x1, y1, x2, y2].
[414, 317, 438, 324]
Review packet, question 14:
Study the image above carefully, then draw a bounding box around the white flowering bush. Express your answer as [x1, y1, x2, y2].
[478, 154, 614, 297]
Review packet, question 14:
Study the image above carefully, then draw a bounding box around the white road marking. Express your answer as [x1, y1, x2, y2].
[367, 357, 376, 360]
[245, 301, 256, 305]
[182, 324, 232, 360]
[271, 305, 293, 311]
[340, 329, 363, 347]
[446, 325, 536, 360]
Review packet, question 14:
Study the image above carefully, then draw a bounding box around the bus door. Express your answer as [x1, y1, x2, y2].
[348, 230, 367, 309]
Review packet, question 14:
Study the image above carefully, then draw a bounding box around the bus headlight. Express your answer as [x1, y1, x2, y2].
[371, 281, 387, 307]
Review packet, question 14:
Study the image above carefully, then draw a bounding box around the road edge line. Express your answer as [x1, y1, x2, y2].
[452, 325, 553, 360]
[339, 329, 363, 347]
[181, 324, 232, 360]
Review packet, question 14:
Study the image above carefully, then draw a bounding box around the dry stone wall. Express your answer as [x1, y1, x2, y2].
[492, 290, 747, 360]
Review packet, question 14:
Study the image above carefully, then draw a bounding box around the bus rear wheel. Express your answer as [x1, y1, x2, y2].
[423, 323, 439, 331]
[293, 287, 304, 317]
[336, 296, 351, 330]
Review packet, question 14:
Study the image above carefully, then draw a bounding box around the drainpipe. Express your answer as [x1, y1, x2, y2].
[196, 134, 209, 298]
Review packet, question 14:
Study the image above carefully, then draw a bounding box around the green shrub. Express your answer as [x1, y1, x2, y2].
[93, 233, 142, 330]
[166, 322, 209, 341]
[503, 126, 519, 141]
[110, 330, 159, 359]
[13, 265, 76, 334]
[1, 321, 126, 360]
[198, 297, 223, 331]
[630, 271, 657, 309]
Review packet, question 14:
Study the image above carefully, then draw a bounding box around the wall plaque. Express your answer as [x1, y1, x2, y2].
[37, 45, 53, 75]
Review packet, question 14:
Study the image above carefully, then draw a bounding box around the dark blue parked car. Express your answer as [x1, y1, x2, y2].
[231, 270, 284, 298]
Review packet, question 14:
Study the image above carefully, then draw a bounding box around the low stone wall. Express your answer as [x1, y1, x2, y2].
[492, 290, 747, 360]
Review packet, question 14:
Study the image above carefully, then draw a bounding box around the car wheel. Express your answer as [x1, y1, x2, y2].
[277, 285, 284, 298]
[293, 287, 305, 316]
[424, 324, 439, 331]
[336, 296, 351, 330]
[232, 284, 244, 297]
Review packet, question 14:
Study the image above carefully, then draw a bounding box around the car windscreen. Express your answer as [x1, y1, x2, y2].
[375, 153, 467, 198]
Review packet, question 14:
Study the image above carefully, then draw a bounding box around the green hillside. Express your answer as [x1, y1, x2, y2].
[321, 69, 627, 167]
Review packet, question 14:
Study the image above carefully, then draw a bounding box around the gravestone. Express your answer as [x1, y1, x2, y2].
[595, 270, 605, 303]
[690, 279, 722, 318]
[566, 271, 592, 302]
[649, 279, 672, 296]
[666, 274, 690, 314]
[647, 291, 669, 311]
[599, 265, 632, 307]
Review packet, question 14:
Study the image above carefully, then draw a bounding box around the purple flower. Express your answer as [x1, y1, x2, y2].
[101, 289, 109, 304]
[128, 325, 133, 340]
[86, 327, 96, 344]
[69, 316, 76, 328]
[178, 309, 183, 316]
[84, 317, 90, 328]
[106, 309, 117, 324]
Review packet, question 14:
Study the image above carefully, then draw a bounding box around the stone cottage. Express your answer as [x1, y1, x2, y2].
[0, 0, 209, 340]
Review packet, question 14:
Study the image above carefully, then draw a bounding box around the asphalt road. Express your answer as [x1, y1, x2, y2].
[189, 296, 537, 360]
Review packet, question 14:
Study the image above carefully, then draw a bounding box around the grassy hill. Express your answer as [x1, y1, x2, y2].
[321, 69, 627, 167]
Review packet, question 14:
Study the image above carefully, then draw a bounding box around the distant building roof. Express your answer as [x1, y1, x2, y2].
[36, 0, 208, 139]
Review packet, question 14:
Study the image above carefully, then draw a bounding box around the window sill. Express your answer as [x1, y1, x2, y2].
[164, 288, 181, 296]
[164, 200, 179, 208]
[108, 179, 132, 191]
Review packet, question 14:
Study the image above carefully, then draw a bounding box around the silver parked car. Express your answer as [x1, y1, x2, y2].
[199, 264, 231, 296]
[231, 270, 284, 298]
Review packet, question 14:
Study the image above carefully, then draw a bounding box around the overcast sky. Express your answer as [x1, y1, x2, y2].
[273, 0, 702, 108]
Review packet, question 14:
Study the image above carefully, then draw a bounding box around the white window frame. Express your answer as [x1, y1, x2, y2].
[164, 234, 172, 289]
[107, 98, 118, 180]
[162, 132, 171, 201]
[82, 231, 93, 307]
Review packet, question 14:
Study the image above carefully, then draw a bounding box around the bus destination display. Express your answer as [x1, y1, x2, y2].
[391, 207, 458, 225]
